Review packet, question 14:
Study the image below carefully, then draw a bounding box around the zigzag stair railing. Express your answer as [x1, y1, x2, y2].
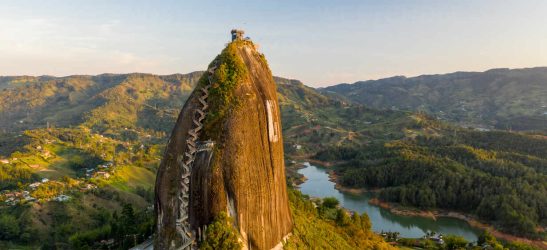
[175, 65, 216, 249]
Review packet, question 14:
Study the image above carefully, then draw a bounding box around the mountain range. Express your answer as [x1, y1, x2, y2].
[0, 66, 545, 249]
[322, 67, 547, 132]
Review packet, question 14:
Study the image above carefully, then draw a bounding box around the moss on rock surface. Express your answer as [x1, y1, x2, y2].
[203, 41, 248, 140]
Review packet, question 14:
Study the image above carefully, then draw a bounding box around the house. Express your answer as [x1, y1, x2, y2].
[85, 168, 95, 178]
[41, 178, 49, 183]
[94, 171, 111, 179]
[25, 197, 36, 202]
[53, 195, 71, 202]
[5, 197, 17, 205]
[81, 183, 97, 191]
[431, 237, 444, 244]
[0, 159, 9, 164]
[24, 196, 36, 202]
[231, 29, 245, 41]
[98, 162, 114, 170]
[42, 150, 52, 158]
[29, 182, 42, 189]
[429, 234, 444, 245]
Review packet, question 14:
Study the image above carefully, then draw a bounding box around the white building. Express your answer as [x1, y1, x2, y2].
[54, 195, 71, 202]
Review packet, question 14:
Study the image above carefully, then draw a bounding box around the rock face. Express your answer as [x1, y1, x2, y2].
[154, 39, 293, 249]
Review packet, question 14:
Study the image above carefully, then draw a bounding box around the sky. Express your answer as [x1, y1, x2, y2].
[1, 0, 546, 87]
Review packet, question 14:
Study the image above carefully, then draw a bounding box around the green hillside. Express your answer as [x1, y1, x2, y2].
[0, 73, 419, 156]
[276, 78, 426, 155]
[0, 73, 406, 249]
[0, 72, 203, 133]
[0, 72, 543, 249]
[322, 67, 547, 132]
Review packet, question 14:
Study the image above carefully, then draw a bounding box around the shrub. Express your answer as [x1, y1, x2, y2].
[321, 197, 339, 209]
[200, 212, 241, 250]
[0, 214, 20, 240]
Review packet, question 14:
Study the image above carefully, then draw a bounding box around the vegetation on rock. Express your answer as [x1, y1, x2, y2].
[203, 41, 248, 140]
[199, 212, 242, 250]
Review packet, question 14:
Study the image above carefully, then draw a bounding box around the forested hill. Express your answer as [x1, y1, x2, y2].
[321, 67, 547, 132]
[0, 73, 328, 135]
[1, 71, 545, 248]
[0, 72, 416, 157]
[0, 72, 204, 133]
[0, 72, 400, 249]
[315, 128, 547, 239]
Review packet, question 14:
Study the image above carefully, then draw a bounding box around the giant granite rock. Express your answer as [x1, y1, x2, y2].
[154, 38, 293, 249]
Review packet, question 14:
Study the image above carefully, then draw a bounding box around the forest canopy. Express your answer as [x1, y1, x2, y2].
[315, 130, 547, 239]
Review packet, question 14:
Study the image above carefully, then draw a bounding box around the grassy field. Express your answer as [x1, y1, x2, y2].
[108, 165, 156, 191]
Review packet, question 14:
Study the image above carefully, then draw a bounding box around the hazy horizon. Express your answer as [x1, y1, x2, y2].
[1, 0, 546, 87]
[3, 66, 547, 88]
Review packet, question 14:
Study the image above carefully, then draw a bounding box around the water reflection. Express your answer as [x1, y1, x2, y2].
[297, 162, 480, 241]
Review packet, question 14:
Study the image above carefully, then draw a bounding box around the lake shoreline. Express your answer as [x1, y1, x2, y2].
[296, 161, 480, 240]
[367, 198, 547, 249]
[314, 161, 547, 249]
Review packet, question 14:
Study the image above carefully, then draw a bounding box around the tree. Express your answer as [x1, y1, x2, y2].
[0, 214, 20, 240]
[121, 203, 136, 231]
[359, 212, 372, 231]
[335, 209, 351, 226]
[477, 231, 504, 250]
[443, 235, 468, 250]
[321, 197, 340, 209]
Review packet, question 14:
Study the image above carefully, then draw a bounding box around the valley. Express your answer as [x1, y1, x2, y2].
[0, 69, 545, 249]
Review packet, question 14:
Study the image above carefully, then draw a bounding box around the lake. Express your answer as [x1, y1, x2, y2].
[297, 162, 481, 241]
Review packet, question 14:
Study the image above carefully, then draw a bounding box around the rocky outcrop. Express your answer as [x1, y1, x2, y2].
[154, 39, 293, 249]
